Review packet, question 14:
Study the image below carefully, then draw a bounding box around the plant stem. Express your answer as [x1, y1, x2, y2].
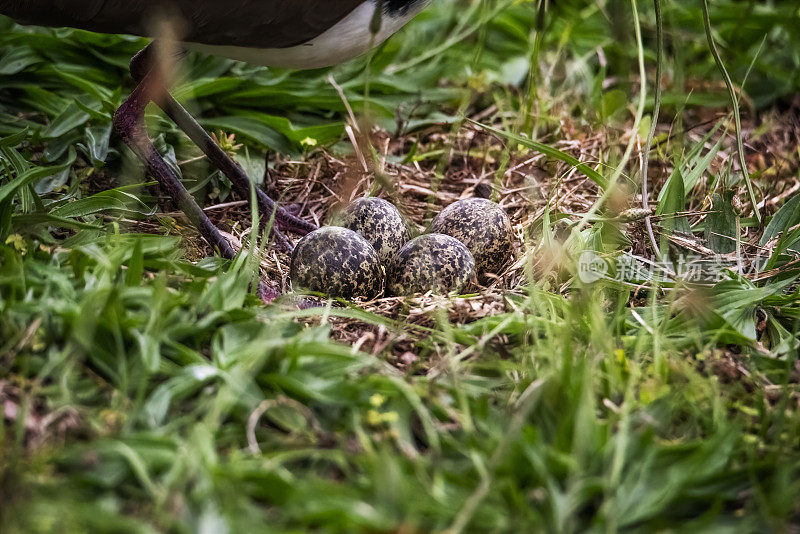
[701, 0, 761, 223]
[642, 0, 664, 260]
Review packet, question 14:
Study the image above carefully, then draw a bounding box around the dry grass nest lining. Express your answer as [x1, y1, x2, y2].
[220, 125, 607, 293]
[183, 105, 800, 353]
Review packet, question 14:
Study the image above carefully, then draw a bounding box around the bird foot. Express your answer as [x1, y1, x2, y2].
[257, 281, 280, 303]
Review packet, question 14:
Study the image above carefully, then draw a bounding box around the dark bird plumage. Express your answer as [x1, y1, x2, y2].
[1, 0, 361, 49]
[1, 0, 428, 67]
[0, 1, 424, 49]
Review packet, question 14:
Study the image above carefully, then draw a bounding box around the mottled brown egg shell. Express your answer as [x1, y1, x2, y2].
[389, 234, 475, 295]
[332, 197, 410, 265]
[290, 227, 384, 299]
[431, 198, 513, 276]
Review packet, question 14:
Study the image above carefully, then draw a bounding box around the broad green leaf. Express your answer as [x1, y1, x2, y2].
[84, 122, 113, 165]
[0, 160, 74, 204]
[51, 188, 155, 219]
[761, 191, 800, 246]
[600, 89, 628, 122]
[705, 191, 737, 254]
[0, 46, 40, 75]
[41, 101, 91, 139]
[656, 168, 691, 234]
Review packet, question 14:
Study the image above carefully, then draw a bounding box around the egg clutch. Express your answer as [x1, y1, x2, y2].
[290, 197, 513, 299]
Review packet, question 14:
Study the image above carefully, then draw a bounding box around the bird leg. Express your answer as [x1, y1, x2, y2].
[113, 77, 237, 260]
[160, 93, 316, 240]
[113, 73, 280, 301]
[129, 44, 318, 240]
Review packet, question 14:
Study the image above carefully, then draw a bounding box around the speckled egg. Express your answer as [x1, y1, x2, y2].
[388, 234, 475, 295]
[431, 198, 513, 277]
[332, 197, 410, 265]
[290, 226, 384, 299]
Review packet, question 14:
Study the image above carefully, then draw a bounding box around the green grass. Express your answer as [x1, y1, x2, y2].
[2, 0, 800, 531]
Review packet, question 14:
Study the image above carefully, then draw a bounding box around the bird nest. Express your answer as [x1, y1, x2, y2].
[186, 100, 800, 359]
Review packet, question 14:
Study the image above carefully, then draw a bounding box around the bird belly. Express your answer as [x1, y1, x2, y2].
[185, 1, 424, 69]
